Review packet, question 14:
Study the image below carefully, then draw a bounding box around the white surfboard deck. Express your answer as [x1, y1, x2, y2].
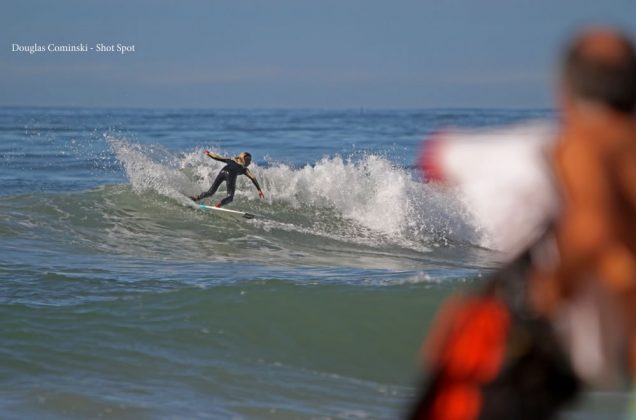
[197, 204, 255, 220]
[421, 120, 558, 255]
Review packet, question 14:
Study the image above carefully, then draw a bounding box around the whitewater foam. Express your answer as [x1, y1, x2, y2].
[108, 136, 196, 205]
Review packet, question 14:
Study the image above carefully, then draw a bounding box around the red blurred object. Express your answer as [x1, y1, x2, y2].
[418, 131, 448, 182]
[418, 296, 510, 420]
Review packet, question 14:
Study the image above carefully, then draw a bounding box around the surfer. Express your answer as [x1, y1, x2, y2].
[190, 150, 265, 207]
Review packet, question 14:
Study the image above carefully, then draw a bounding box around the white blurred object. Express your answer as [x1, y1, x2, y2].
[420, 121, 559, 255]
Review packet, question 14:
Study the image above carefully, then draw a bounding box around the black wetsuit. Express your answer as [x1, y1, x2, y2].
[194, 154, 261, 206]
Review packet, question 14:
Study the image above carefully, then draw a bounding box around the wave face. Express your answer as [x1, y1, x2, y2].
[106, 136, 483, 265]
[0, 108, 555, 418]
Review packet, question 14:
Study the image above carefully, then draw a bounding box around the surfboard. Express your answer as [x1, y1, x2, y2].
[419, 121, 556, 255]
[197, 204, 255, 220]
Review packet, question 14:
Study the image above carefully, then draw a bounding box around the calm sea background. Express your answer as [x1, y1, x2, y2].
[1, 107, 626, 419]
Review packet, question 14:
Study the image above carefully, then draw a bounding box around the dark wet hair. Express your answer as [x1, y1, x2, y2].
[562, 31, 636, 113]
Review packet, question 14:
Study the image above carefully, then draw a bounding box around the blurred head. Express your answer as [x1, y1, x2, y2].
[560, 27, 636, 114]
[239, 152, 252, 166]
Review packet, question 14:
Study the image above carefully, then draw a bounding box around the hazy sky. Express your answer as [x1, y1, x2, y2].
[2, 0, 635, 109]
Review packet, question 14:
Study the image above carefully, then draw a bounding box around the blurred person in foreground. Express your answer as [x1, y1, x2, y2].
[531, 27, 636, 385]
[410, 27, 636, 419]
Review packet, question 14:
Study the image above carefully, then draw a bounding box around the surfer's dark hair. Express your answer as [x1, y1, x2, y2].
[562, 31, 636, 113]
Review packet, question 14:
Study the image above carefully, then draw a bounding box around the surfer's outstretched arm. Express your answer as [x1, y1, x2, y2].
[204, 150, 232, 163]
[245, 169, 265, 199]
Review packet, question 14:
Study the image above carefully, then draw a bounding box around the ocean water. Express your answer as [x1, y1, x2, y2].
[4, 107, 622, 419]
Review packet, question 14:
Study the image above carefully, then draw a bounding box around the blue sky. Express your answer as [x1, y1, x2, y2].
[2, 0, 635, 108]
